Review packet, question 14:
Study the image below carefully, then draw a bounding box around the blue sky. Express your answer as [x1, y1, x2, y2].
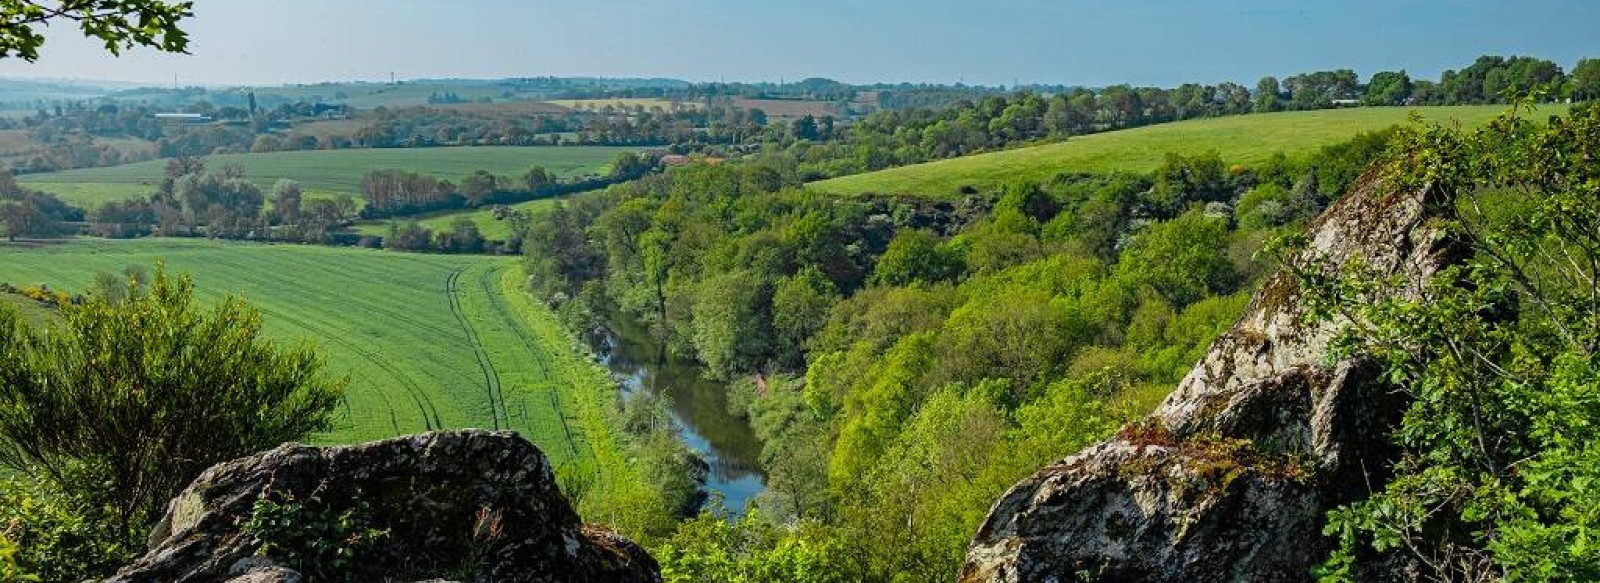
[0, 0, 1594, 87]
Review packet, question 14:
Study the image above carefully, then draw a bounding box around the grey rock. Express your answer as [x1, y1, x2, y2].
[962, 173, 1456, 582]
[223, 565, 301, 583]
[105, 430, 660, 583]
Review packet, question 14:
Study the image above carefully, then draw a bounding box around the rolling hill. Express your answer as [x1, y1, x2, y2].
[810, 105, 1568, 197]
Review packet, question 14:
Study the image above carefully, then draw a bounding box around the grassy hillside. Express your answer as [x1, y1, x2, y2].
[0, 238, 615, 477]
[810, 105, 1568, 197]
[20, 146, 633, 208]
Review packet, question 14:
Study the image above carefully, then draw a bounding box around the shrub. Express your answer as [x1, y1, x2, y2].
[0, 266, 345, 540]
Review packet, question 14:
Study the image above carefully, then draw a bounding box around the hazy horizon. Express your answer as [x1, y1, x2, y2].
[0, 0, 1593, 89]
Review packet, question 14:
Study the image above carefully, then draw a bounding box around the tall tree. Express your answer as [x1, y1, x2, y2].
[1364, 70, 1413, 106]
[1571, 58, 1600, 101]
[1254, 76, 1282, 112]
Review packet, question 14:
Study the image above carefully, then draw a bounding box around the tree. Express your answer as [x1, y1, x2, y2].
[1312, 104, 1600, 580]
[447, 216, 484, 253]
[690, 270, 769, 379]
[522, 165, 553, 191]
[0, 267, 344, 539]
[1364, 70, 1413, 105]
[771, 266, 836, 371]
[1572, 58, 1600, 101]
[791, 115, 820, 141]
[1255, 76, 1282, 112]
[607, 151, 653, 180]
[268, 179, 303, 225]
[163, 154, 204, 180]
[460, 169, 498, 206]
[0, 0, 193, 61]
[872, 229, 961, 286]
[1115, 209, 1235, 306]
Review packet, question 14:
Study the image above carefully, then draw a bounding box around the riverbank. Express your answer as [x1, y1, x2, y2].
[585, 308, 767, 512]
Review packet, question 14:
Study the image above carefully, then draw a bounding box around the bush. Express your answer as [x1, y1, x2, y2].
[0, 478, 129, 582]
[0, 267, 345, 540]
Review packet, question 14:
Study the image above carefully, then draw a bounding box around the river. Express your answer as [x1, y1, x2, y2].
[585, 312, 767, 512]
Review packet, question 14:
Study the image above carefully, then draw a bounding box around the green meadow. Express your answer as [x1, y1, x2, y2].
[19, 146, 633, 208]
[810, 104, 1569, 197]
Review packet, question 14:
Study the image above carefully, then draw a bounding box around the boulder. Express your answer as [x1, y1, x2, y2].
[961, 172, 1457, 582]
[106, 430, 660, 583]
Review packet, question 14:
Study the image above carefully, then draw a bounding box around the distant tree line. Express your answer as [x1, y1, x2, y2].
[0, 172, 80, 239]
[344, 103, 768, 149]
[78, 152, 656, 252]
[6, 100, 355, 174]
[358, 151, 654, 218]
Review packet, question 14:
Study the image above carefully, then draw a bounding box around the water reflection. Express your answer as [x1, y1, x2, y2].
[587, 313, 766, 513]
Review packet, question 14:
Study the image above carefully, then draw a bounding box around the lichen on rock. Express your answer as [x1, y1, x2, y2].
[104, 430, 660, 583]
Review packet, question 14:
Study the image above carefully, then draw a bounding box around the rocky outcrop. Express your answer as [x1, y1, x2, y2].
[106, 430, 659, 583]
[962, 172, 1457, 582]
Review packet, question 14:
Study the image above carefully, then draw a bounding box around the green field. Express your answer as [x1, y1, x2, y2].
[0, 238, 624, 477]
[810, 105, 1570, 197]
[20, 146, 633, 208]
[351, 193, 579, 241]
[546, 97, 692, 110]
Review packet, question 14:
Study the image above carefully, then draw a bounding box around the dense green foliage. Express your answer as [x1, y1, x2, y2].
[0, 0, 191, 62]
[524, 123, 1395, 579]
[241, 489, 391, 580]
[0, 477, 128, 582]
[0, 268, 344, 537]
[1308, 104, 1600, 580]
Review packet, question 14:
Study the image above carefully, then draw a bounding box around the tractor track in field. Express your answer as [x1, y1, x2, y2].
[476, 264, 583, 461]
[264, 305, 443, 432]
[447, 266, 507, 430]
[197, 251, 461, 340]
[251, 265, 446, 432]
[477, 265, 552, 378]
[198, 250, 447, 433]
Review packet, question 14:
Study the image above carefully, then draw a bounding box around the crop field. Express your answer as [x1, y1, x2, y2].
[436, 101, 574, 115]
[248, 82, 517, 109]
[351, 194, 568, 241]
[731, 97, 840, 119]
[810, 104, 1570, 197]
[546, 97, 694, 111]
[0, 238, 623, 476]
[20, 146, 633, 208]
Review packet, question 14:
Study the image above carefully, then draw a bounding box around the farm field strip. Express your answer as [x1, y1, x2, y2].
[0, 239, 615, 471]
[350, 192, 571, 240]
[19, 146, 634, 207]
